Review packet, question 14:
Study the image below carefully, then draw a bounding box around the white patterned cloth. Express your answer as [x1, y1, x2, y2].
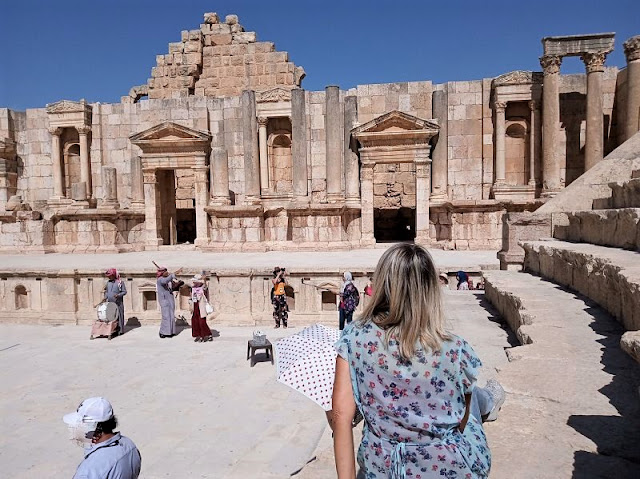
[275, 324, 340, 411]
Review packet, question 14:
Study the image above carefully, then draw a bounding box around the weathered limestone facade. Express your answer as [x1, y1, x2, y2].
[1, 14, 639, 253]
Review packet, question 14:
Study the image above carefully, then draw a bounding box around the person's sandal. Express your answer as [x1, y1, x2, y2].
[484, 379, 506, 422]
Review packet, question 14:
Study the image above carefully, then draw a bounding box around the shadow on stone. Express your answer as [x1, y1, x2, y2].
[477, 293, 520, 348]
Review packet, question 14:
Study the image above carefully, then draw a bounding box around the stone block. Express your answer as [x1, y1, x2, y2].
[232, 32, 256, 44]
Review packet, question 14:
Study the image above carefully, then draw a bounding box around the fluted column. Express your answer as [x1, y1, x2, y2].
[241, 90, 260, 202]
[582, 51, 608, 171]
[540, 55, 563, 195]
[210, 147, 231, 205]
[291, 88, 309, 199]
[528, 100, 539, 187]
[344, 96, 359, 205]
[76, 125, 92, 198]
[193, 167, 209, 246]
[493, 101, 507, 186]
[624, 36, 640, 140]
[142, 168, 162, 248]
[49, 127, 64, 199]
[258, 117, 269, 192]
[360, 163, 375, 244]
[325, 85, 343, 201]
[431, 89, 448, 200]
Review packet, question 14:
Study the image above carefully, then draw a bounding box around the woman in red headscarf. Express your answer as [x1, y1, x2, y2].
[104, 268, 127, 335]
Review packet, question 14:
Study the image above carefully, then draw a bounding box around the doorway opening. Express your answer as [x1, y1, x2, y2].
[374, 207, 416, 242]
[176, 209, 196, 244]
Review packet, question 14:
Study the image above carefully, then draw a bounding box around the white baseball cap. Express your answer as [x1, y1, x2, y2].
[63, 397, 114, 425]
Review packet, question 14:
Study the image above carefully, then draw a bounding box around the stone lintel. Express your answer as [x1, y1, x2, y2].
[542, 32, 615, 57]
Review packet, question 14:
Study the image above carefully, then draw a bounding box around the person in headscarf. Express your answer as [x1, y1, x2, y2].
[456, 270, 470, 290]
[156, 266, 182, 338]
[338, 271, 359, 331]
[190, 274, 213, 343]
[104, 268, 127, 335]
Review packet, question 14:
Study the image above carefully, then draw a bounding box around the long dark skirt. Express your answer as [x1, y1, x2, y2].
[191, 301, 212, 338]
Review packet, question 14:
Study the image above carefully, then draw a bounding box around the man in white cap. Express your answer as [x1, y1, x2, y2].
[63, 397, 141, 479]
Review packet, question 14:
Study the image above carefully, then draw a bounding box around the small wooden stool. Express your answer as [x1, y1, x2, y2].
[247, 339, 274, 367]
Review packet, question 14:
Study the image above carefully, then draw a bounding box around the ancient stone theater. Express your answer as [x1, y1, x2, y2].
[0, 13, 639, 254]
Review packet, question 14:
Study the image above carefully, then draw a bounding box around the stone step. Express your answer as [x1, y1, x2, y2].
[606, 177, 640, 209]
[521, 240, 640, 332]
[554, 208, 640, 250]
[483, 270, 640, 476]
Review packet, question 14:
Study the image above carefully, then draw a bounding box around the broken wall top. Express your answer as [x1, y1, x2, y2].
[144, 12, 306, 100]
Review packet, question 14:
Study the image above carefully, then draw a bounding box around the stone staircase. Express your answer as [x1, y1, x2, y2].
[482, 160, 640, 475]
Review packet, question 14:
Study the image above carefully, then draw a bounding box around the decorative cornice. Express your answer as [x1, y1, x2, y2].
[624, 35, 640, 62]
[493, 70, 543, 87]
[539, 55, 562, 75]
[46, 99, 91, 114]
[581, 51, 608, 73]
[256, 87, 292, 103]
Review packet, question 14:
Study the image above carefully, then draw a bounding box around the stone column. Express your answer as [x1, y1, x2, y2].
[528, 100, 538, 186]
[77, 125, 92, 198]
[431, 89, 448, 200]
[193, 167, 209, 247]
[101, 166, 119, 208]
[142, 168, 162, 248]
[49, 127, 64, 199]
[414, 155, 432, 244]
[130, 155, 145, 207]
[258, 117, 269, 192]
[325, 86, 343, 201]
[344, 96, 359, 205]
[624, 36, 640, 140]
[360, 163, 375, 245]
[291, 88, 308, 199]
[210, 147, 231, 204]
[493, 101, 507, 186]
[582, 51, 608, 171]
[540, 55, 563, 195]
[242, 90, 260, 201]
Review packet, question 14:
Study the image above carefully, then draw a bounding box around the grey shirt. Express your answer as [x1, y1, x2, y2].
[73, 433, 141, 479]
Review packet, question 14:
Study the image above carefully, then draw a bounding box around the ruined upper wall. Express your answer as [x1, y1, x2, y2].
[145, 13, 305, 100]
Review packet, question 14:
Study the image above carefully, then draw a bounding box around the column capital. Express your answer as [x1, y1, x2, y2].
[581, 51, 608, 73]
[494, 101, 507, 112]
[540, 55, 562, 75]
[76, 125, 91, 135]
[528, 100, 539, 111]
[142, 168, 157, 184]
[257, 116, 268, 127]
[624, 35, 640, 62]
[48, 127, 63, 136]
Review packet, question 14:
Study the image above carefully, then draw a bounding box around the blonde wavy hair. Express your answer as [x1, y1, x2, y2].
[359, 243, 449, 360]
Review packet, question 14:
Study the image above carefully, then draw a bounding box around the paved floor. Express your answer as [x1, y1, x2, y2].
[0, 291, 510, 479]
[0, 248, 499, 273]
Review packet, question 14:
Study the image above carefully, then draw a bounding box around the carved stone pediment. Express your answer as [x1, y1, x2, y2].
[130, 122, 211, 167]
[256, 87, 292, 103]
[130, 122, 211, 143]
[46, 99, 91, 114]
[353, 111, 439, 135]
[493, 71, 543, 87]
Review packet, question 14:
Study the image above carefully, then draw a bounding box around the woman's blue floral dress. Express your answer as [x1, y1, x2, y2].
[335, 321, 491, 479]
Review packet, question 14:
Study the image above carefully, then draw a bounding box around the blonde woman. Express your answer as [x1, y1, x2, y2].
[332, 244, 499, 478]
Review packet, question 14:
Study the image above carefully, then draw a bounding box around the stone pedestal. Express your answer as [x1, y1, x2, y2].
[624, 36, 640, 141]
[71, 182, 89, 208]
[344, 96, 359, 206]
[210, 147, 231, 205]
[325, 86, 343, 202]
[582, 52, 607, 171]
[101, 166, 119, 209]
[540, 55, 562, 196]
[291, 88, 309, 200]
[431, 89, 448, 200]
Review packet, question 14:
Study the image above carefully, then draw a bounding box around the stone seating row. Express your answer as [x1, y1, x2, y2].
[555, 208, 640, 250]
[521, 240, 640, 332]
[593, 169, 640, 209]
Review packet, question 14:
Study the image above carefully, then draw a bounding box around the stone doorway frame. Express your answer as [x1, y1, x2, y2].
[352, 111, 439, 245]
[130, 122, 211, 249]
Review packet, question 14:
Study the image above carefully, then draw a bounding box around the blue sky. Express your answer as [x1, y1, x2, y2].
[1, 0, 638, 110]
